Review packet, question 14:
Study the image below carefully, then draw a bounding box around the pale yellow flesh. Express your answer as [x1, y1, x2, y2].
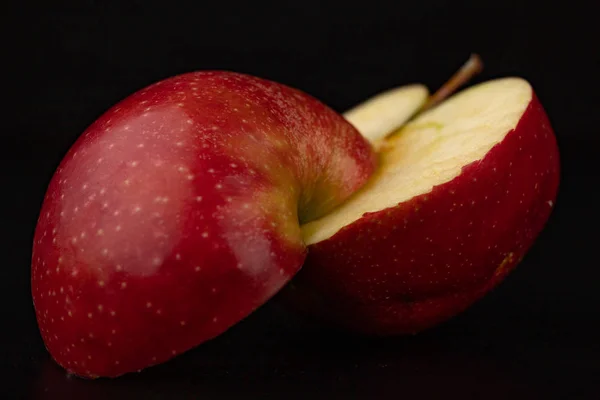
[343, 84, 429, 142]
[302, 78, 532, 245]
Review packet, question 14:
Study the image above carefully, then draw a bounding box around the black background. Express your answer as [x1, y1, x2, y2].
[3, 0, 599, 398]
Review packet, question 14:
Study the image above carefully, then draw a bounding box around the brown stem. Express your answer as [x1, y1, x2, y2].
[421, 53, 484, 112]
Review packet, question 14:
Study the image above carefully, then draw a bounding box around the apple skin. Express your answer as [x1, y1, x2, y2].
[283, 93, 560, 334]
[31, 71, 376, 378]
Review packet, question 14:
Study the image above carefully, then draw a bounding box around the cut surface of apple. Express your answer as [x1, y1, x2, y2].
[302, 77, 532, 244]
[343, 84, 429, 142]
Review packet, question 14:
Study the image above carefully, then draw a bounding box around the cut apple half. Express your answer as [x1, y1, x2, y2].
[288, 71, 559, 335]
[302, 77, 532, 244]
[343, 84, 429, 142]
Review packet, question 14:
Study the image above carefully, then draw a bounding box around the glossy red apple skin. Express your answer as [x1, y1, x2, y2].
[283, 94, 560, 334]
[31, 71, 376, 377]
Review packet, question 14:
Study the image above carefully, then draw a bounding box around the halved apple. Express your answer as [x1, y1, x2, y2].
[285, 77, 560, 334]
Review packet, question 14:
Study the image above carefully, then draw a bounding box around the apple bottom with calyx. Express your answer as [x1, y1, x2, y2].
[285, 77, 560, 334]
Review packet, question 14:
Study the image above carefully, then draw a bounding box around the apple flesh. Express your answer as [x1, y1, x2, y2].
[31, 71, 376, 378]
[284, 77, 560, 334]
[343, 84, 429, 143]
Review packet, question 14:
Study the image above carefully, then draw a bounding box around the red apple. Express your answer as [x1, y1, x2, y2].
[31, 71, 377, 378]
[284, 77, 560, 334]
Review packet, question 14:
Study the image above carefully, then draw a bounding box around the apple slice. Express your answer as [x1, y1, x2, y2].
[285, 77, 560, 334]
[343, 84, 429, 143]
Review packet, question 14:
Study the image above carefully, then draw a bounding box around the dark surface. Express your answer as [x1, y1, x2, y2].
[3, 0, 599, 398]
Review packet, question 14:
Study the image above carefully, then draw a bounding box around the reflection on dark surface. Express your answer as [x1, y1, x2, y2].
[22, 298, 594, 399]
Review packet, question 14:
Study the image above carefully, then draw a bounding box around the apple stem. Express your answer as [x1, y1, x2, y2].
[421, 53, 484, 112]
